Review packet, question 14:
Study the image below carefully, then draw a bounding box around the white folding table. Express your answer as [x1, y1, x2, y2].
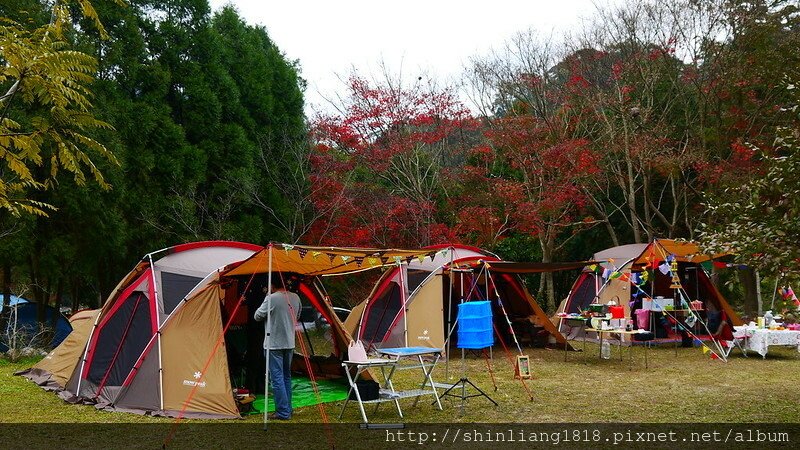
[339, 347, 443, 423]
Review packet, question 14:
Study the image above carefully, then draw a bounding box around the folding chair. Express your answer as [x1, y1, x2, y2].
[720, 324, 748, 358]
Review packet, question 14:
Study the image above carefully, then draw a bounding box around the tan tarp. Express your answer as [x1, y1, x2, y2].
[224, 245, 437, 277]
[28, 309, 99, 388]
[160, 284, 238, 418]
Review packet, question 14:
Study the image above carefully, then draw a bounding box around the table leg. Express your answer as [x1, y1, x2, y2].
[342, 366, 369, 424]
[338, 365, 354, 420]
[599, 332, 604, 359]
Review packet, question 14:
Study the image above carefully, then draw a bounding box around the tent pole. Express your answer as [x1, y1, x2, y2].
[770, 275, 780, 311]
[264, 244, 273, 430]
[445, 247, 454, 380]
[148, 254, 165, 412]
[486, 266, 523, 355]
[399, 260, 408, 348]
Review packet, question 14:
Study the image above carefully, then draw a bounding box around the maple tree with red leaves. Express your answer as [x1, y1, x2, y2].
[307, 73, 476, 247]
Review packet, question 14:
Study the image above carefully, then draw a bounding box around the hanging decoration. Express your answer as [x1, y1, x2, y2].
[283, 244, 294, 255]
[354, 257, 364, 267]
[669, 259, 682, 289]
[297, 247, 308, 259]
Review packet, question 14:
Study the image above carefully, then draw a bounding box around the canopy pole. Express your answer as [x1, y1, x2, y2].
[264, 244, 273, 430]
[770, 275, 780, 311]
[399, 259, 408, 348]
[148, 254, 165, 412]
[486, 265, 523, 355]
[445, 247, 454, 379]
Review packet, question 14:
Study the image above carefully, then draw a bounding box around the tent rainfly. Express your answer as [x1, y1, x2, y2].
[555, 238, 743, 341]
[344, 244, 583, 353]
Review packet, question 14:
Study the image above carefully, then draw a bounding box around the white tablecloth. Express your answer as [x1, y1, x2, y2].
[734, 326, 800, 358]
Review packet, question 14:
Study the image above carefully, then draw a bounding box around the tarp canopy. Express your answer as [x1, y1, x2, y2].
[224, 244, 443, 277]
[469, 260, 601, 274]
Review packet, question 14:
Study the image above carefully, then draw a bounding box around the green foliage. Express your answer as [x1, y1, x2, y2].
[701, 80, 800, 279]
[0, 4, 119, 216]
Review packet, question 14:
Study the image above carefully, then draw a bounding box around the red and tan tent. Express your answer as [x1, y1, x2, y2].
[21, 242, 436, 419]
[555, 238, 742, 341]
[20, 241, 265, 418]
[344, 244, 576, 352]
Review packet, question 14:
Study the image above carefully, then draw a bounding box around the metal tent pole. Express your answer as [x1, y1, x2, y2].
[264, 244, 273, 430]
[148, 254, 165, 411]
[445, 247, 454, 380]
[399, 259, 408, 348]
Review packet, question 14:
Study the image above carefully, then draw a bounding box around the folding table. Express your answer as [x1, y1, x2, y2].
[339, 347, 443, 423]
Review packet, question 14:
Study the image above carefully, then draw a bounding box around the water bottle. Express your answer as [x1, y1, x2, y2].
[601, 341, 611, 359]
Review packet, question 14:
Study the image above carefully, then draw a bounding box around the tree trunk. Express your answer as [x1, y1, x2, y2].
[738, 267, 758, 317]
[539, 230, 556, 312]
[71, 278, 80, 315]
[0, 264, 10, 337]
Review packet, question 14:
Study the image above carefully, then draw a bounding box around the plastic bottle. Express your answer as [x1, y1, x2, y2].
[601, 341, 611, 359]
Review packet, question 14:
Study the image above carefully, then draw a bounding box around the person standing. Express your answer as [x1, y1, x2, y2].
[254, 275, 301, 420]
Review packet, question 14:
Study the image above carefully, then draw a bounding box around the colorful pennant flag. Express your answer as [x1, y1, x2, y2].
[283, 244, 294, 255]
[702, 345, 710, 354]
[311, 251, 321, 260]
[354, 257, 364, 267]
[340, 255, 351, 265]
[297, 248, 308, 259]
[602, 268, 612, 279]
[658, 263, 670, 275]
[327, 253, 336, 263]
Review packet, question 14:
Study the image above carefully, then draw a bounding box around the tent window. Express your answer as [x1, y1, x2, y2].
[161, 272, 203, 315]
[87, 292, 152, 387]
[569, 274, 599, 313]
[406, 269, 431, 294]
[362, 283, 401, 347]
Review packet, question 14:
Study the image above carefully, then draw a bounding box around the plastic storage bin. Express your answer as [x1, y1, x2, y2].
[457, 301, 493, 349]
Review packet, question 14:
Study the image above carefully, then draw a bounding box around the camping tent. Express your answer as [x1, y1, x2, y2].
[556, 238, 743, 341]
[1, 296, 72, 352]
[19, 241, 266, 418]
[20, 242, 430, 419]
[343, 244, 575, 352]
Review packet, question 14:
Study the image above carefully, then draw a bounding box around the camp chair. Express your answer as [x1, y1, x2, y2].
[718, 323, 748, 358]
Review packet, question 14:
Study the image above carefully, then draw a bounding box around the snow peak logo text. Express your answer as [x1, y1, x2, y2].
[417, 329, 430, 341]
[183, 371, 206, 388]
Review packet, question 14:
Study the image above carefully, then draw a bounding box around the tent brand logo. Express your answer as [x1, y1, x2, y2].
[417, 329, 430, 341]
[182, 371, 206, 388]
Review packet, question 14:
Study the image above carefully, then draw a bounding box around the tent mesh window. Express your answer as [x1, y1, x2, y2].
[87, 292, 152, 386]
[568, 274, 599, 313]
[161, 272, 203, 315]
[362, 283, 401, 346]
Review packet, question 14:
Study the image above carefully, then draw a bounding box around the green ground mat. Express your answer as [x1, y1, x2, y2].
[250, 376, 349, 414]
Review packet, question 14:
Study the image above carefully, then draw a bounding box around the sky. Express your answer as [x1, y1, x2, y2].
[207, 0, 608, 115]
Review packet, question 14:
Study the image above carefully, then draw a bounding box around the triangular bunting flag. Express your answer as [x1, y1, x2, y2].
[327, 253, 336, 263]
[283, 244, 294, 255]
[341, 255, 351, 265]
[711, 353, 719, 360]
[311, 251, 321, 260]
[393, 256, 403, 264]
[416, 254, 427, 264]
[297, 248, 308, 259]
[702, 345, 710, 354]
[354, 257, 364, 267]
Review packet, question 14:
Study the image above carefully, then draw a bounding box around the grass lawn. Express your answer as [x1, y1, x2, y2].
[2, 342, 799, 424]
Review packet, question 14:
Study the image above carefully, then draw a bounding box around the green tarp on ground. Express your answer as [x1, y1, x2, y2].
[250, 376, 349, 414]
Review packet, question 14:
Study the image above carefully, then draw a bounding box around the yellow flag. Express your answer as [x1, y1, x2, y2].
[702, 345, 710, 354]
